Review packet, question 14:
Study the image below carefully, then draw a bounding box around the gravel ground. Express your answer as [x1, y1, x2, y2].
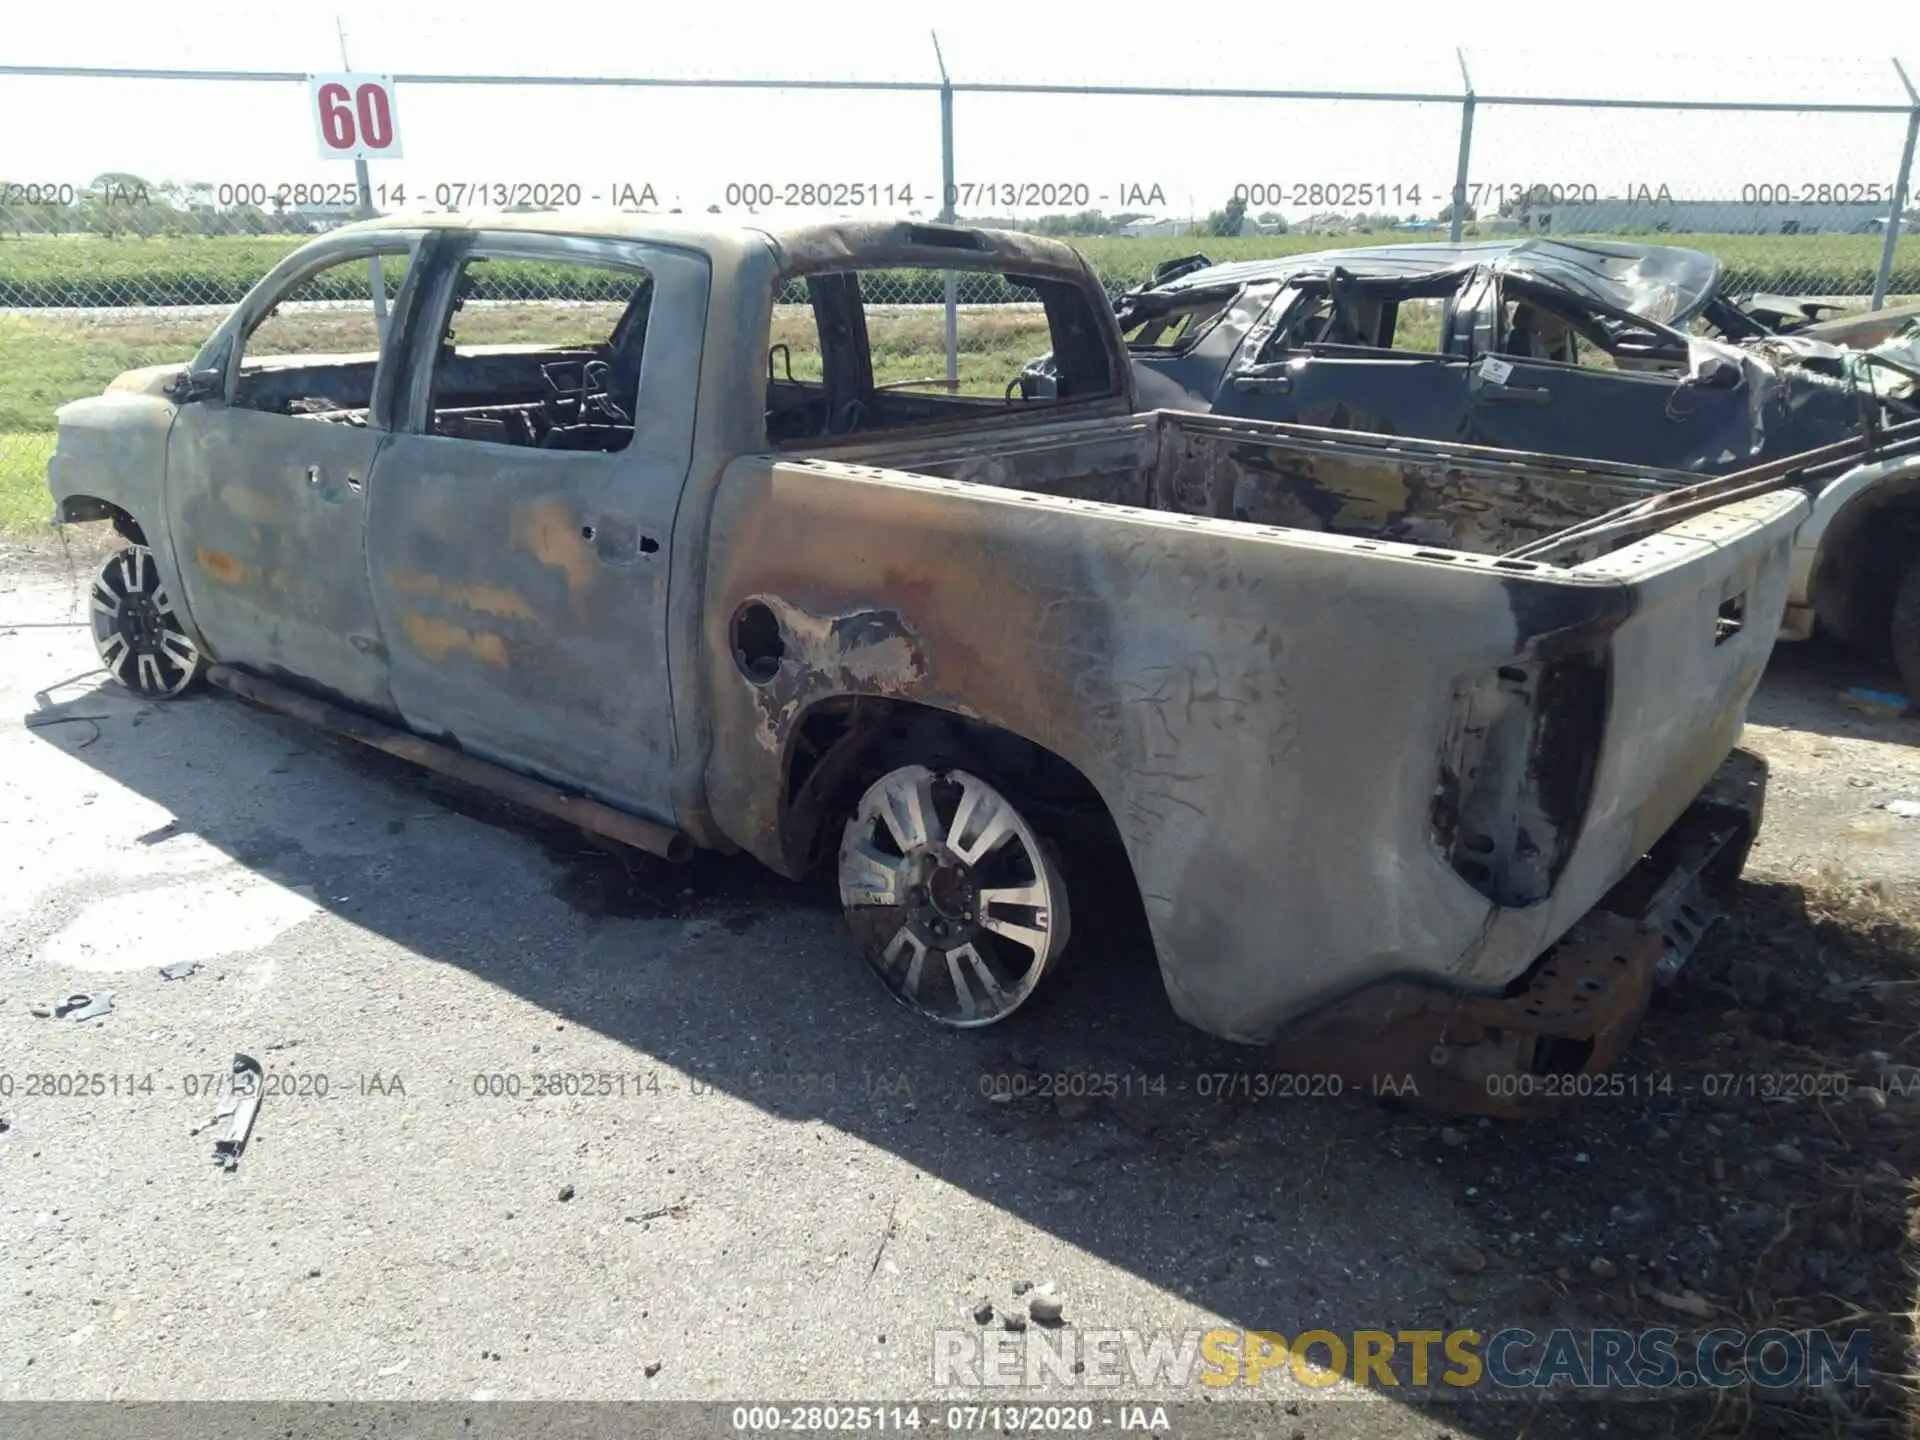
[1, 541, 1916, 1440]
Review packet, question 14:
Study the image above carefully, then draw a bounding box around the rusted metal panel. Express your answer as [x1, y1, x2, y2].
[1275, 752, 1765, 1116]
[362, 233, 709, 826]
[164, 410, 396, 713]
[206, 665, 690, 862]
[697, 413, 1803, 1044]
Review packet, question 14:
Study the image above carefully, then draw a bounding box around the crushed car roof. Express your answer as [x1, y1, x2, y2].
[1147, 238, 1725, 327]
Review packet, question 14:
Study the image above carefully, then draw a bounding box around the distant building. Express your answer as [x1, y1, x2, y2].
[1526, 199, 1885, 235]
[1119, 217, 1194, 238]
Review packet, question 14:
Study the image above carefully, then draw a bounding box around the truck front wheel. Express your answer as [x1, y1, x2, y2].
[837, 763, 1072, 1027]
[90, 544, 206, 699]
[1893, 555, 1920, 706]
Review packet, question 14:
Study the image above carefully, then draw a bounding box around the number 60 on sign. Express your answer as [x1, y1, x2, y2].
[308, 74, 403, 160]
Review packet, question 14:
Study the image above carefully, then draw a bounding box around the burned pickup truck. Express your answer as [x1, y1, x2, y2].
[1095, 238, 1920, 697]
[49, 216, 1803, 1108]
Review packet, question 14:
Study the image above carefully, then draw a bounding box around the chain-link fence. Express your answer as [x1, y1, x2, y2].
[2, 56, 1917, 523]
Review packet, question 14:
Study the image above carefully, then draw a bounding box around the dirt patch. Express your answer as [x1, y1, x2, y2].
[0, 523, 118, 583]
[1401, 874, 1919, 1436]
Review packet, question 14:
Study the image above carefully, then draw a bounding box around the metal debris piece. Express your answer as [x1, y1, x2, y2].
[67, 991, 116, 1021]
[1841, 687, 1911, 719]
[158, 962, 202, 981]
[189, 1099, 237, 1138]
[212, 1054, 263, 1171]
[43, 991, 115, 1022]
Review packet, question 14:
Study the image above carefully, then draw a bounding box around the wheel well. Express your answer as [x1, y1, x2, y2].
[59, 495, 146, 545]
[1809, 482, 1920, 655]
[778, 697, 1141, 888]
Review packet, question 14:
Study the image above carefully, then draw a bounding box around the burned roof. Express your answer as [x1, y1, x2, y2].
[327, 211, 1094, 282]
[1147, 238, 1725, 327]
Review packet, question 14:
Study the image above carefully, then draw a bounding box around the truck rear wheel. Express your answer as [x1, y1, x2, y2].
[1892, 555, 1920, 707]
[837, 763, 1071, 1027]
[90, 544, 206, 699]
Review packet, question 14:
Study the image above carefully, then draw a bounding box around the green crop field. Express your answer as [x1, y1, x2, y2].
[2, 229, 1916, 307]
[3, 226, 1917, 532]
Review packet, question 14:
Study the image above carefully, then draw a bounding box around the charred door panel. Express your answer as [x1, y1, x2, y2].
[1466, 358, 1754, 473]
[165, 401, 394, 713]
[1223, 354, 1476, 441]
[365, 236, 708, 823]
[161, 236, 422, 714]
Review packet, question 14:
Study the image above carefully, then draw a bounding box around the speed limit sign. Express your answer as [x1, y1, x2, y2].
[309, 74, 403, 160]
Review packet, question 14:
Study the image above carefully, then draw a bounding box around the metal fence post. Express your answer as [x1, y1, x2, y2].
[933, 31, 958, 390]
[1872, 59, 1919, 311]
[1450, 49, 1475, 245]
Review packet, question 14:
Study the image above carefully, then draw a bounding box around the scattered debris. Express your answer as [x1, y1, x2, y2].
[66, 991, 115, 1021]
[1002, 1312, 1027, 1332]
[972, 1298, 995, 1325]
[1589, 1256, 1618, 1281]
[1446, 1245, 1488, 1276]
[1439, 1126, 1467, 1147]
[32, 991, 116, 1021]
[158, 962, 201, 981]
[624, 1200, 691, 1224]
[557, 1184, 576, 1203]
[644, 1361, 662, 1378]
[1650, 1288, 1714, 1319]
[211, 1054, 263, 1172]
[1028, 1291, 1065, 1327]
[1840, 687, 1911, 719]
[1882, 798, 1920, 819]
[189, 1099, 237, 1138]
[1011, 1280, 1033, 1296]
[24, 713, 107, 749]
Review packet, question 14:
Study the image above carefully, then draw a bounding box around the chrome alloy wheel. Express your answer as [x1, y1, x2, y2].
[838, 764, 1070, 1027]
[90, 545, 204, 699]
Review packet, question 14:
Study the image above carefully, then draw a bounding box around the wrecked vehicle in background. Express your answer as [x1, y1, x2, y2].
[1090, 238, 1920, 698]
[48, 215, 1815, 1116]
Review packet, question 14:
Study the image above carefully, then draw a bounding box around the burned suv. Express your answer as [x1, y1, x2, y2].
[1085, 238, 1920, 699]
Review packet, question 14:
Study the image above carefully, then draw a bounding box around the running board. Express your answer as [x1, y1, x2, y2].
[205, 665, 692, 863]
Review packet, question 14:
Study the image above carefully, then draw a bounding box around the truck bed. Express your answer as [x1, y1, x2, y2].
[798, 409, 1691, 563]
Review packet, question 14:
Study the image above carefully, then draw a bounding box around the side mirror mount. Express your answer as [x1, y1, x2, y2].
[165, 366, 226, 405]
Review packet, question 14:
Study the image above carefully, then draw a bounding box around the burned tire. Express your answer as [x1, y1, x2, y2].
[1892, 554, 1920, 708]
[838, 763, 1071, 1027]
[89, 544, 206, 699]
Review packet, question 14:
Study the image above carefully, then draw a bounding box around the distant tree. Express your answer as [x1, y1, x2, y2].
[1034, 209, 1115, 237]
[1257, 211, 1288, 233]
[707, 203, 722, 213]
[1202, 194, 1249, 237]
[1436, 198, 1476, 225]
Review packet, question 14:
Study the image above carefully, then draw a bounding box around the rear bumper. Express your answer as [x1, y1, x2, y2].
[1271, 747, 1767, 1118]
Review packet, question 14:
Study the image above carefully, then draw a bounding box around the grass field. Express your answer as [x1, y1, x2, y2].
[4, 224, 1917, 533]
[3, 229, 1918, 307]
[0, 301, 1058, 533]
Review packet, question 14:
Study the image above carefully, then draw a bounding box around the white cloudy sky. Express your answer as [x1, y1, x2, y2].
[4, 0, 1918, 221]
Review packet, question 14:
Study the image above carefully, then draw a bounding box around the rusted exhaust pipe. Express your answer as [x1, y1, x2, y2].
[205, 665, 692, 863]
